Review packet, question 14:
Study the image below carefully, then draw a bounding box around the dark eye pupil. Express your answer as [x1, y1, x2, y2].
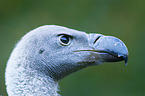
[60, 35, 69, 44]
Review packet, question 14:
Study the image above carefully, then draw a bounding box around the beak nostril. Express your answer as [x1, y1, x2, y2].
[93, 36, 101, 44]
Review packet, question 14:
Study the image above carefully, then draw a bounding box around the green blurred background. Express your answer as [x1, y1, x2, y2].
[0, 0, 145, 96]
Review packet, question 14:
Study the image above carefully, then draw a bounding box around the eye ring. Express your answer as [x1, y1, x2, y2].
[59, 35, 71, 46]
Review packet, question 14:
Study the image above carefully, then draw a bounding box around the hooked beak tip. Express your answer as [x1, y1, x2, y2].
[124, 55, 128, 66]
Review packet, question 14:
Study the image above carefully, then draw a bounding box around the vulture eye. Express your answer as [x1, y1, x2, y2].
[59, 35, 70, 46]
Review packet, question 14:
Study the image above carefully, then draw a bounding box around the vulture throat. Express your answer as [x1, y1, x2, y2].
[5, 25, 128, 96]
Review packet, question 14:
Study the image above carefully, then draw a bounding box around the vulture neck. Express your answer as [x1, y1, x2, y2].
[6, 60, 60, 96]
[5, 48, 60, 96]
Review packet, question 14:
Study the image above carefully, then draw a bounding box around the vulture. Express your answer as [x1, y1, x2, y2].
[5, 25, 128, 96]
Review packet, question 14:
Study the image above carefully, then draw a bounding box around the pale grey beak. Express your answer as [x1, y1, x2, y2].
[87, 33, 128, 66]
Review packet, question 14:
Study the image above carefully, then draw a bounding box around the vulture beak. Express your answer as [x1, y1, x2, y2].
[87, 33, 128, 66]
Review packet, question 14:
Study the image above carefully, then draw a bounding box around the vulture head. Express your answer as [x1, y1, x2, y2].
[5, 25, 128, 96]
